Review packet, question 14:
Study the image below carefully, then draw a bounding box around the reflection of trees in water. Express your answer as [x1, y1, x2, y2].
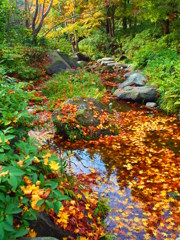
[54, 138, 180, 237]
[87, 144, 180, 237]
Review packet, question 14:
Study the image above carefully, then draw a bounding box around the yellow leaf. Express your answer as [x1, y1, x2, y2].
[115, 216, 120, 221]
[49, 161, 60, 171]
[27, 229, 37, 238]
[134, 217, 140, 223]
[85, 204, 90, 210]
[77, 193, 82, 199]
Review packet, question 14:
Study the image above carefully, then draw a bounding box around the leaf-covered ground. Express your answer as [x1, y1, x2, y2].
[29, 68, 180, 239]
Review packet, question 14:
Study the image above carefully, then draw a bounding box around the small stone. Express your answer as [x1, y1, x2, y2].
[168, 192, 180, 200]
[146, 102, 157, 108]
[97, 57, 114, 63]
[92, 64, 97, 69]
[101, 61, 115, 66]
[107, 63, 116, 67]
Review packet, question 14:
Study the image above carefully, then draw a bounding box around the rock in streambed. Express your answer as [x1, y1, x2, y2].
[53, 98, 117, 140]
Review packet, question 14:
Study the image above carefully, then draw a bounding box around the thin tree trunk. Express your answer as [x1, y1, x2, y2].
[112, 5, 115, 37]
[123, 17, 127, 30]
[7, 8, 10, 43]
[106, 6, 109, 35]
[32, 0, 53, 44]
[163, 19, 170, 35]
[25, 0, 30, 28]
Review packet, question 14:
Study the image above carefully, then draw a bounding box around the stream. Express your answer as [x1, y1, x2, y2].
[51, 106, 179, 240]
[29, 73, 180, 239]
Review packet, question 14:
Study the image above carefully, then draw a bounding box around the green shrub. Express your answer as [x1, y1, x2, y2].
[144, 52, 180, 114]
[39, 37, 72, 54]
[118, 27, 180, 114]
[0, 80, 34, 137]
[79, 31, 120, 59]
[0, 78, 70, 239]
[0, 44, 44, 80]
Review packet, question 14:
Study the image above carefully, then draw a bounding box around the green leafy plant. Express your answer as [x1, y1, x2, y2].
[0, 44, 43, 80]
[93, 197, 111, 219]
[42, 70, 105, 104]
[0, 78, 70, 239]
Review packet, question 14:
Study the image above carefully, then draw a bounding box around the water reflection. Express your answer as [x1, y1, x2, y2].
[52, 142, 180, 239]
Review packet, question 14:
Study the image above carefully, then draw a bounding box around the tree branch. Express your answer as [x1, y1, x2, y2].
[32, 0, 39, 31]
[43, 15, 78, 36]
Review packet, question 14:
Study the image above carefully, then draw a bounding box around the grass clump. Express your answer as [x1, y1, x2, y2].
[42, 70, 105, 103]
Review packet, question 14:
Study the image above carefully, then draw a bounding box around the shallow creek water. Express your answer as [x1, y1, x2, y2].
[30, 95, 180, 239]
[41, 100, 180, 240]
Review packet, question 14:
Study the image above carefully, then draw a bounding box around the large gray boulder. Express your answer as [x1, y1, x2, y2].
[114, 86, 157, 102]
[53, 98, 116, 140]
[57, 51, 78, 68]
[45, 50, 77, 75]
[124, 71, 135, 78]
[118, 72, 147, 88]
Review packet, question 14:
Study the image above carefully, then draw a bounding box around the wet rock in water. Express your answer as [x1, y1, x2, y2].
[44, 50, 73, 75]
[53, 98, 116, 140]
[168, 191, 180, 200]
[114, 86, 157, 102]
[118, 72, 147, 88]
[146, 102, 157, 108]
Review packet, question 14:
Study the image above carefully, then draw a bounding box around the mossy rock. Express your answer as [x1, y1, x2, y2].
[44, 50, 73, 75]
[52, 98, 117, 141]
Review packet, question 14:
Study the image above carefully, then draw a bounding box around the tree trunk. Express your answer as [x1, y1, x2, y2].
[106, 6, 110, 35]
[25, 0, 30, 28]
[32, 0, 53, 44]
[74, 31, 79, 52]
[163, 19, 170, 35]
[111, 5, 115, 37]
[122, 0, 127, 30]
[7, 8, 10, 43]
[123, 17, 127, 30]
